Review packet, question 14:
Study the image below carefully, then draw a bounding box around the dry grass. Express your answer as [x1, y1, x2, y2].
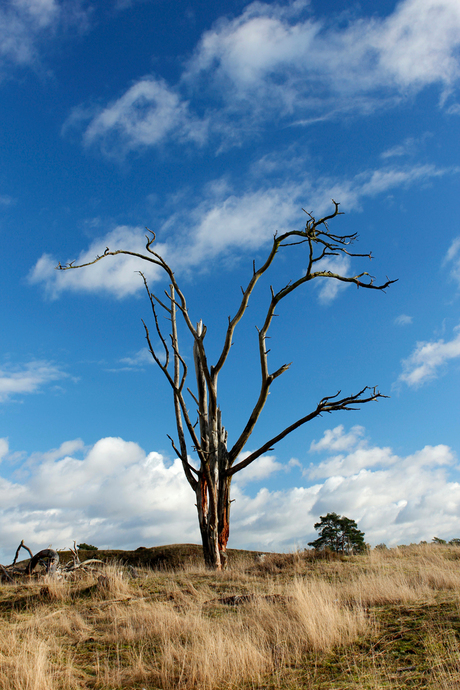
[1, 544, 460, 689]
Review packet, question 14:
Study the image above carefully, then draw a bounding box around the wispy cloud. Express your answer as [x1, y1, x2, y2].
[30, 160, 455, 301]
[380, 134, 433, 160]
[395, 314, 413, 325]
[447, 103, 460, 115]
[0, 359, 68, 402]
[0, 0, 90, 73]
[186, 0, 460, 111]
[81, 77, 208, 158]
[398, 325, 460, 387]
[106, 348, 158, 372]
[71, 0, 460, 156]
[444, 236, 460, 288]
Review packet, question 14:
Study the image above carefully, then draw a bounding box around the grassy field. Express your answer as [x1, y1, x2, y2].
[1, 544, 460, 689]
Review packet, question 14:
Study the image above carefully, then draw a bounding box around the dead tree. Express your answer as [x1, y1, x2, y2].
[0, 541, 60, 581]
[0, 540, 105, 582]
[57, 202, 396, 570]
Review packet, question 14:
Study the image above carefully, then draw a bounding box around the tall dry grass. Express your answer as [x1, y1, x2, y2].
[1, 545, 460, 689]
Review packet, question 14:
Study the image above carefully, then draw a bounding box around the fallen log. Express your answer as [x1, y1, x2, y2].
[24, 548, 59, 576]
[0, 540, 105, 583]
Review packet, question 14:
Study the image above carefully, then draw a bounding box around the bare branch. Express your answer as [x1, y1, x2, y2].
[312, 271, 398, 291]
[11, 540, 33, 567]
[140, 273, 170, 369]
[56, 248, 163, 272]
[167, 435, 200, 479]
[227, 386, 386, 476]
[170, 287, 199, 490]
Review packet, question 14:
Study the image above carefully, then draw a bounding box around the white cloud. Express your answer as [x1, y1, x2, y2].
[375, 0, 460, 90]
[381, 138, 417, 159]
[0, 0, 89, 72]
[447, 103, 460, 114]
[0, 0, 58, 67]
[398, 325, 460, 387]
[445, 237, 460, 263]
[0, 436, 198, 561]
[233, 453, 286, 486]
[307, 448, 397, 479]
[31, 161, 452, 301]
[308, 445, 397, 480]
[314, 254, 352, 304]
[309, 425, 365, 453]
[185, 0, 460, 121]
[37, 438, 85, 463]
[68, 0, 460, 157]
[0, 438, 8, 462]
[0, 360, 68, 402]
[28, 225, 169, 299]
[82, 77, 207, 156]
[307, 425, 396, 480]
[395, 314, 413, 325]
[170, 184, 301, 266]
[444, 236, 460, 287]
[29, 182, 305, 298]
[117, 348, 155, 369]
[231, 433, 459, 550]
[1, 428, 459, 560]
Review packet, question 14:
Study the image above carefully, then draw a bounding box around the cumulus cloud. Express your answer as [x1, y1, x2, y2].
[0, 360, 68, 402]
[231, 430, 459, 550]
[232, 453, 286, 487]
[307, 425, 397, 481]
[309, 425, 365, 453]
[0, 437, 198, 561]
[30, 160, 453, 300]
[398, 325, 460, 387]
[0, 428, 459, 560]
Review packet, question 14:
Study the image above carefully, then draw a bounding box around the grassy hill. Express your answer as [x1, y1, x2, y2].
[60, 543, 266, 570]
[1, 544, 460, 689]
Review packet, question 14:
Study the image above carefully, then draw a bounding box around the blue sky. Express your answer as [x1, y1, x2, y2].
[1, 0, 460, 560]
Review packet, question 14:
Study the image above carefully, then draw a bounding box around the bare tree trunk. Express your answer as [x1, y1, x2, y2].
[196, 460, 232, 569]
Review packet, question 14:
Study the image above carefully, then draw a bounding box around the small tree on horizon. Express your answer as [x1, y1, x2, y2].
[58, 201, 395, 570]
[308, 512, 366, 554]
